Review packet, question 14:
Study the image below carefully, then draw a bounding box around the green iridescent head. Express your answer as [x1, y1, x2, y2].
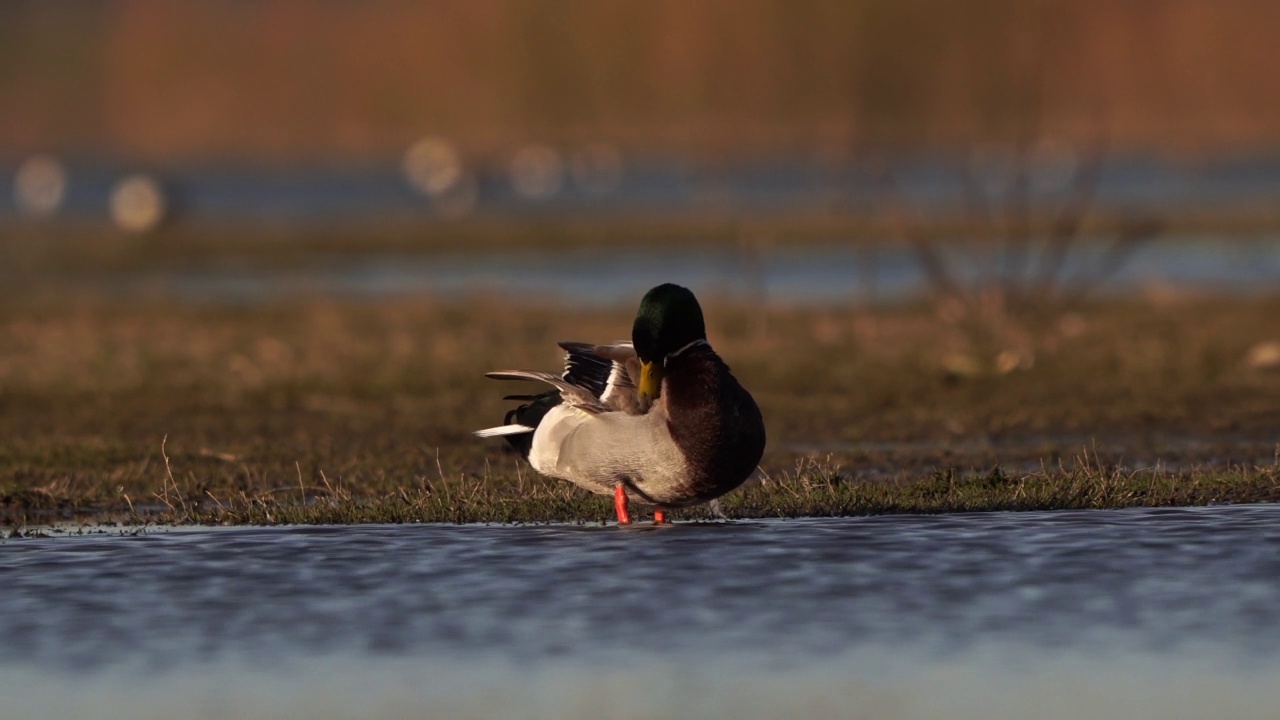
[632, 283, 706, 399]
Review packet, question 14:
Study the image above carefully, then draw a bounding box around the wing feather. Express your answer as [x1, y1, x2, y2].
[594, 343, 648, 413]
[483, 370, 610, 413]
[556, 341, 613, 398]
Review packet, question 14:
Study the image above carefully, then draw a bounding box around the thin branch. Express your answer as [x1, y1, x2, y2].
[877, 163, 970, 307]
[1060, 218, 1162, 308]
[955, 154, 993, 230]
[1035, 136, 1109, 299]
[1000, 143, 1034, 300]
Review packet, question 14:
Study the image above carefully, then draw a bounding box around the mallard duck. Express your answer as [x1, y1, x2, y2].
[475, 283, 765, 524]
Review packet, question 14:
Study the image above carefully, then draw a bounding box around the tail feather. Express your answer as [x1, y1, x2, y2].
[474, 389, 563, 459]
[473, 424, 534, 438]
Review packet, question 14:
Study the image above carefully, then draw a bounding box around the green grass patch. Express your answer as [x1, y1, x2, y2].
[9, 459, 1277, 530]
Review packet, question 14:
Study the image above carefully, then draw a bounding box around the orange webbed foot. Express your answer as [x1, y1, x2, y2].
[614, 484, 632, 525]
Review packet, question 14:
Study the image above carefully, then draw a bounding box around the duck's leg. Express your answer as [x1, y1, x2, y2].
[613, 484, 632, 525]
[653, 509, 668, 524]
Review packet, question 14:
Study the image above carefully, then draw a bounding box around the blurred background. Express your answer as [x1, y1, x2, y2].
[3, 0, 1280, 529]
[3, 0, 1280, 307]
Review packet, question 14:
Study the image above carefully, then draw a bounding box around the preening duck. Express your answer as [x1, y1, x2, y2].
[475, 283, 766, 524]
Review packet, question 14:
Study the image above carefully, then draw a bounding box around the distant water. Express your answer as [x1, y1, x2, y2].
[3, 505, 1280, 719]
[6, 153, 1280, 223]
[73, 235, 1280, 305]
[8, 153, 1280, 305]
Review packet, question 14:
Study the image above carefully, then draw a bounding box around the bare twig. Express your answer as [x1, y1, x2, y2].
[877, 164, 970, 307]
[296, 461, 306, 504]
[157, 435, 189, 520]
[1060, 217, 1162, 308]
[1000, 143, 1034, 301]
[205, 491, 228, 514]
[1035, 136, 1109, 299]
[956, 155, 994, 231]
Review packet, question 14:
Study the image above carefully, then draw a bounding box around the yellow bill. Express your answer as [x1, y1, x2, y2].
[639, 361, 664, 401]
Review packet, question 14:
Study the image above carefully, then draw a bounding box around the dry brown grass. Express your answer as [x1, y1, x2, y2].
[2, 291, 1278, 525]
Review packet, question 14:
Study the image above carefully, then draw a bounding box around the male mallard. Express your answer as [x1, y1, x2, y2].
[475, 283, 765, 524]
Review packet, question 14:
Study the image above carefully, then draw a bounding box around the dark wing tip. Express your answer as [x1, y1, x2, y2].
[557, 342, 611, 399]
[556, 340, 595, 352]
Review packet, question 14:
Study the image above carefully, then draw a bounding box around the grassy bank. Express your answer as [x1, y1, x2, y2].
[41, 461, 1275, 529]
[2, 292, 1278, 527]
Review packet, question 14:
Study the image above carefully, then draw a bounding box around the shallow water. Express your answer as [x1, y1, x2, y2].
[4, 505, 1280, 718]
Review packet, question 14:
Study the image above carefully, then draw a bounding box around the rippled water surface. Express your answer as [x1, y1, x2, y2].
[5, 505, 1280, 719]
